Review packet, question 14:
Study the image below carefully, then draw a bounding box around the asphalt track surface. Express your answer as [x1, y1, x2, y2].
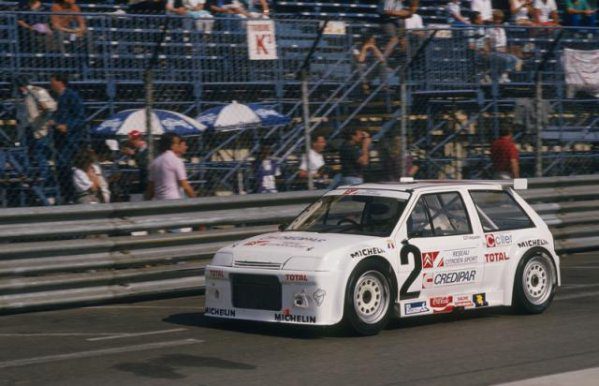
[1, 252, 598, 386]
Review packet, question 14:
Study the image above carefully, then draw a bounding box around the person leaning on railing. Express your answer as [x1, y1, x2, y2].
[566, 0, 597, 29]
[17, 0, 54, 52]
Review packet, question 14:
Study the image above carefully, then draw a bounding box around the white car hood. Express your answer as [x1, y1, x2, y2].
[227, 231, 387, 267]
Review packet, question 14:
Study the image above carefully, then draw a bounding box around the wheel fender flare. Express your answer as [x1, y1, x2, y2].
[501, 246, 559, 305]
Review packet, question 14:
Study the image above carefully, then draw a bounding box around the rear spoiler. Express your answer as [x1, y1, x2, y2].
[398, 177, 528, 190]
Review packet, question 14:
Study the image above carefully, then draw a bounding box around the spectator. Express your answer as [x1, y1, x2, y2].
[533, 0, 560, 25]
[254, 143, 281, 193]
[510, 0, 536, 25]
[355, 34, 386, 94]
[490, 126, 520, 179]
[210, 0, 270, 18]
[50, 0, 89, 54]
[17, 0, 54, 52]
[468, 12, 492, 84]
[471, 0, 493, 23]
[48, 73, 86, 203]
[379, 0, 418, 59]
[566, 0, 596, 28]
[298, 133, 329, 187]
[14, 75, 57, 185]
[184, 0, 215, 33]
[129, 0, 167, 14]
[72, 149, 110, 204]
[405, 11, 426, 40]
[447, 0, 470, 26]
[380, 134, 418, 181]
[146, 132, 196, 200]
[121, 130, 149, 193]
[488, 9, 523, 83]
[339, 126, 371, 185]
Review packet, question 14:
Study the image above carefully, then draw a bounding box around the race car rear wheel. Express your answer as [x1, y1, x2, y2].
[344, 259, 393, 336]
[512, 250, 557, 314]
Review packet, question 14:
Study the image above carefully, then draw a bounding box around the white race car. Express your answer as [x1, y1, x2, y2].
[204, 180, 560, 335]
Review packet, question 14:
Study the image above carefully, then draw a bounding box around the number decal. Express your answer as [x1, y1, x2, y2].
[399, 244, 422, 300]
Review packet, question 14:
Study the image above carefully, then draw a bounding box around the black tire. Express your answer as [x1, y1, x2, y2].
[512, 249, 557, 314]
[343, 259, 395, 336]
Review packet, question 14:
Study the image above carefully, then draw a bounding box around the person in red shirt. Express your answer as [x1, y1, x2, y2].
[490, 127, 520, 179]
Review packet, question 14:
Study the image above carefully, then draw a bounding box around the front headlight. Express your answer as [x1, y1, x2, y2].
[211, 252, 233, 267]
[283, 256, 321, 271]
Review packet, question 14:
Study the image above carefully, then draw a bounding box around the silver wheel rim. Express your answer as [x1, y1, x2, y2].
[522, 254, 555, 305]
[353, 270, 390, 324]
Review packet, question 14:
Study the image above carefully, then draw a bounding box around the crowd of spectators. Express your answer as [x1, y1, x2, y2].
[7, 0, 596, 206]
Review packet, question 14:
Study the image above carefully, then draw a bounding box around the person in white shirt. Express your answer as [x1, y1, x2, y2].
[299, 133, 327, 180]
[447, 0, 470, 26]
[146, 132, 196, 200]
[72, 149, 110, 204]
[510, 0, 535, 25]
[15, 75, 57, 185]
[534, 0, 560, 25]
[471, 0, 493, 22]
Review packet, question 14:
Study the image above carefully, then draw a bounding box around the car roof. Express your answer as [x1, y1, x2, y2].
[336, 181, 506, 193]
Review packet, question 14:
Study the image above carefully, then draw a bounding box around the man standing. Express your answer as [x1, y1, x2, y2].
[15, 75, 57, 184]
[380, 0, 418, 59]
[339, 127, 371, 185]
[49, 73, 85, 202]
[146, 132, 196, 200]
[299, 133, 327, 179]
[490, 127, 520, 179]
[121, 130, 149, 193]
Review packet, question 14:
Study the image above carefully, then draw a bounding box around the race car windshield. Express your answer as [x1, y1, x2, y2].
[286, 195, 407, 237]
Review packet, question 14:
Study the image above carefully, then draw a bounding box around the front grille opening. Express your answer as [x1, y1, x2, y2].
[231, 274, 282, 311]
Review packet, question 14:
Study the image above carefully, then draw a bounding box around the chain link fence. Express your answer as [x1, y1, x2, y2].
[0, 10, 597, 208]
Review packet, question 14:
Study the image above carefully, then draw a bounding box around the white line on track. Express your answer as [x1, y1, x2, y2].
[0, 339, 204, 370]
[495, 366, 599, 386]
[87, 305, 197, 310]
[86, 328, 187, 341]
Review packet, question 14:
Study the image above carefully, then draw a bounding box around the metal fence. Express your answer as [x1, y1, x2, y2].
[0, 12, 597, 207]
[1, 175, 598, 313]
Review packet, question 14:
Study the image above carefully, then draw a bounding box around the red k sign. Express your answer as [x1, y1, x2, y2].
[247, 20, 278, 60]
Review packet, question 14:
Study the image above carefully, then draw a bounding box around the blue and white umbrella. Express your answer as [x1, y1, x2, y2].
[92, 109, 207, 137]
[196, 101, 290, 131]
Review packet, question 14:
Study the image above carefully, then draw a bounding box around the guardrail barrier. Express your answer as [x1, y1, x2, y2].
[1, 175, 598, 312]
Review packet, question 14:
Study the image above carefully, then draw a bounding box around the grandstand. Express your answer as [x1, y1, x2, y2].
[0, 1, 597, 207]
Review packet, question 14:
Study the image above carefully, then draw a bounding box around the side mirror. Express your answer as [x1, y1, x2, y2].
[278, 223, 288, 231]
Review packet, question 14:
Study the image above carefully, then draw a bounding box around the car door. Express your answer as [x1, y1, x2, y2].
[398, 191, 485, 314]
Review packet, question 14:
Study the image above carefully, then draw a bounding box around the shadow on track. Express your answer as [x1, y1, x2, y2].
[164, 307, 512, 338]
[114, 353, 256, 380]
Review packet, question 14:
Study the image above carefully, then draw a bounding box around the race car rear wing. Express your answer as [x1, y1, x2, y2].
[399, 177, 528, 190]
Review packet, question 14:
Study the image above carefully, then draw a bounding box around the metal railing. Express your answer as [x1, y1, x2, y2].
[1, 175, 598, 313]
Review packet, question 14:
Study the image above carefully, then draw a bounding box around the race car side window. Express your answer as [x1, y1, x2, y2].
[469, 190, 534, 231]
[407, 200, 434, 238]
[408, 192, 472, 238]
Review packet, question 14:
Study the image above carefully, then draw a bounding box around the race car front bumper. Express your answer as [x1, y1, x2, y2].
[204, 265, 344, 326]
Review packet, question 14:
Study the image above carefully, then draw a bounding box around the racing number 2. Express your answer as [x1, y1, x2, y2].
[399, 244, 422, 300]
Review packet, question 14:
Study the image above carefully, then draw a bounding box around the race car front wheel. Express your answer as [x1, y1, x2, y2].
[512, 250, 557, 314]
[344, 259, 393, 336]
